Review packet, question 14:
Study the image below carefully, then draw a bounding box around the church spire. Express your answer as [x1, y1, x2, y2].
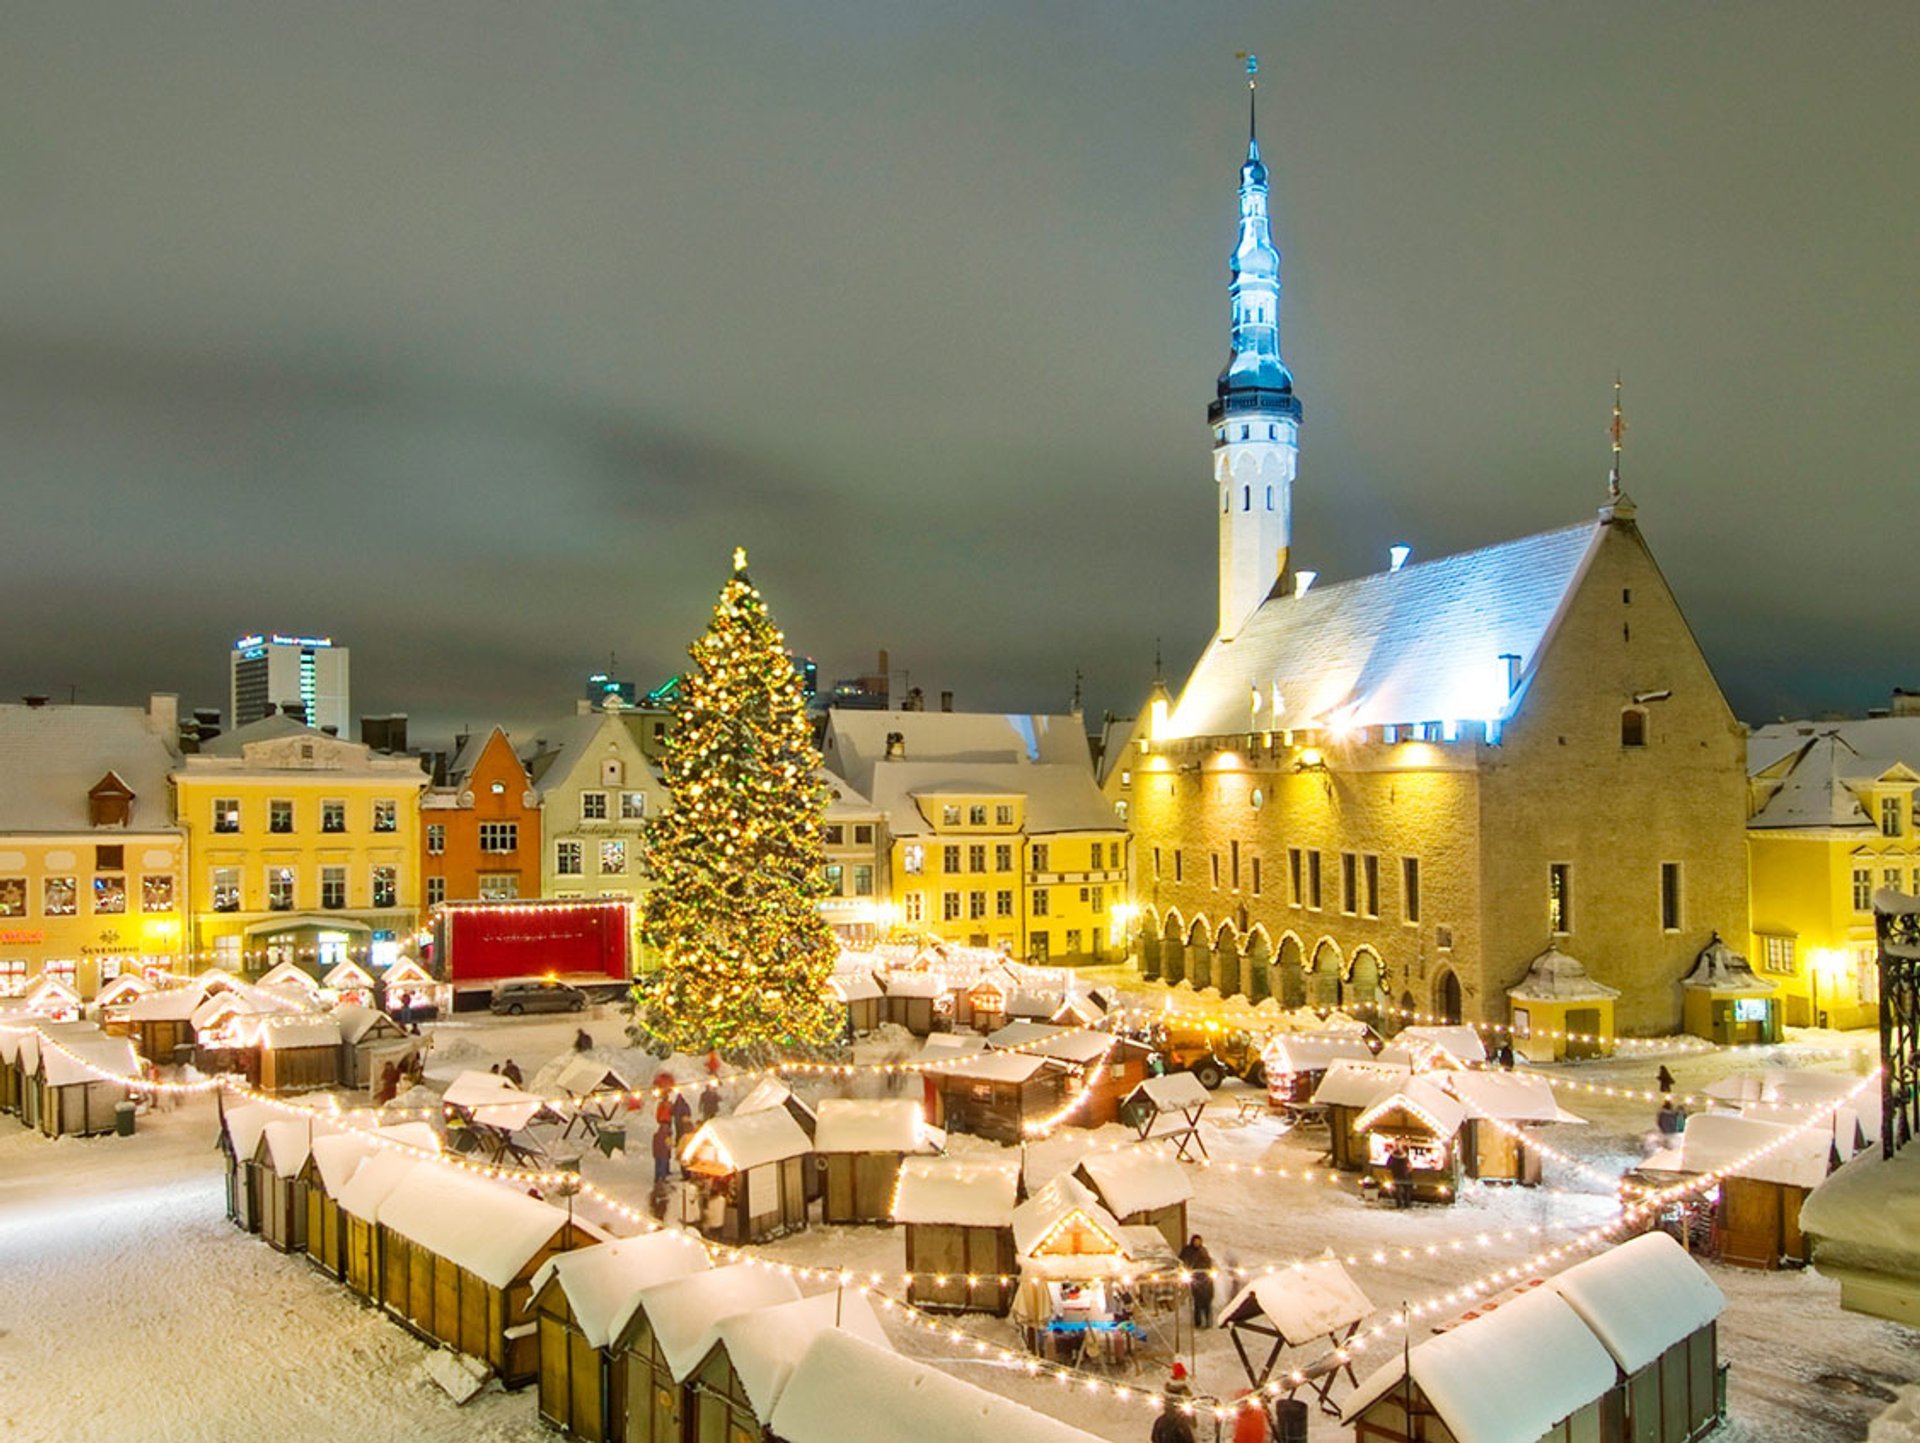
[1215, 52, 1297, 418]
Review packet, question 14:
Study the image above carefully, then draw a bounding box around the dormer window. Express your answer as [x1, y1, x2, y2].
[87, 773, 134, 828]
[1884, 795, 1905, 838]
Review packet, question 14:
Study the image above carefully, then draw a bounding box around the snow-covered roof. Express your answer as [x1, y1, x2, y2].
[630, 1264, 801, 1382]
[827, 973, 882, 1003]
[934, 1051, 1057, 1086]
[549, 1054, 635, 1097]
[1679, 1112, 1832, 1189]
[335, 1149, 423, 1222]
[1748, 731, 1882, 830]
[1167, 520, 1602, 740]
[1311, 1059, 1410, 1109]
[40, 1034, 140, 1087]
[1682, 935, 1773, 994]
[23, 975, 82, 1009]
[92, 974, 150, 1009]
[322, 959, 377, 990]
[1445, 1071, 1576, 1125]
[987, 1023, 1131, 1067]
[1221, 1256, 1374, 1344]
[1391, 1024, 1488, 1067]
[309, 1131, 381, 1194]
[867, 760, 1116, 837]
[1549, 1232, 1724, 1375]
[918, 1032, 987, 1058]
[330, 1003, 401, 1046]
[884, 973, 950, 999]
[1506, 946, 1621, 1002]
[821, 710, 1095, 791]
[1124, 1072, 1211, 1112]
[1076, 1146, 1193, 1217]
[709, 1289, 891, 1421]
[221, 1102, 277, 1163]
[253, 1015, 343, 1051]
[0, 700, 181, 831]
[1355, 1077, 1467, 1139]
[381, 957, 436, 986]
[259, 1118, 320, 1177]
[442, 1069, 544, 1131]
[1263, 1031, 1376, 1075]
[732, 1076, 815, 1122]
[125, 986, 209, 1022]
[532, 1232, 713, 1349]
[684, 1107, 813, 1172]
[1343, 1283, 1619, 1441]
[772, 1329, 1107, 1443]
[1012, 1175, 1127, 1261]
[1707, 1068, 1881, 1145]
[256, 960, 321, 992]
[378, 1167, 571, 1288]
[813, 1099, 940, 1156]
[892, 1154, 1022, 1227]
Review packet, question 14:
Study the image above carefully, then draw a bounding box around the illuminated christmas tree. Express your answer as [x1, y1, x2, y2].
[633, 548, 840, 1053]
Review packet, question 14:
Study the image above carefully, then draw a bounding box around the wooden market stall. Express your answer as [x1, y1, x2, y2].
[1445, 1071, 1582, 1186]
[610, 1264, 799, 1443]
[529, 1231, 711, 1443]
[1120, 1071, 1214, 1161]
[1310, 1060, 1411, 1173]
[1073, 1145, 1193, 1252]
[1352, 1077, 1467, 1204]
[256, 958, 324, 995]
[1680, 934, 1781, 1046]
[123, 985, 210, 1064]
[771, 1329, 1109, 1443]
[1679, 1112, 1833, 1268]
[893, 1153, 1023, 1315]
[1505, 945, 1620, 1063]
[1341, 1282, 1621, 1443]
[255, 1118, 320, 1253]
[330, 1004, 418, 1091]
[90, 972, 151, 1029]
[1261, 1028, 1378, 1106]
[923, 1051, 1068, 1146]
[336, 1149, 425, 1300]
[32, 1032, 141, 1137]
[321, 957, 379, 1004]
[375, 1164, 600, 1386]
[813, 1098, 943, 1224]
[1377, 1023, 1488, 1070]
[687, 1290, 892, 1443]
[2, 1023, 99, 1125]
[1220, 1256, 1374, 1409]
[1009, 1175, 1146, 1366]
[379, 956, 443, 1020]
[988, 1022, 1152, 1128]
[680, 1107, 813, 1243]
[249, 1014, 344, 1095]
[828, 971, 884, 1038]
[304, 1130, 386, 1280]
[1549, 1232, 1727, 1443]
[219, 1102, 277, 1233]
[881, 972, 947, 1036]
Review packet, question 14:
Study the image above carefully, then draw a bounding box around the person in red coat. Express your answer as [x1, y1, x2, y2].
[1231, 1393, 1270, 1443]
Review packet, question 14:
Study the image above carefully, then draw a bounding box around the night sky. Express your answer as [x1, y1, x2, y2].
[4, 4, 1915, 744]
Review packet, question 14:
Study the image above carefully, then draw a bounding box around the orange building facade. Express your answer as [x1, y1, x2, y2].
[421, 728, 542, 908]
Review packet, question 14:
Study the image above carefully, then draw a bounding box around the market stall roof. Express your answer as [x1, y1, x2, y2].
[1445, 1071, 1583, 1125]
[336, 1149, 423, 1223]
[252, 1015, 343, 1051]
[533, 1232, 713, 1350]
[1706, 1068, 1881, 1144]
[221, 1102, 277, 1164]
[1342, 1284, 1618, 1442]
[988, 1024, 1130, 1067]
[1678, 1112, 1833, 1189]
[308, 1123, 439, 1194]
[256, 960, 322, 993]
[24, 974, 83, 1010]
[329, 1003, 402, 1047]
[918, 1033, 988, 1060]
[733, 1076, 817, 1124]
[92, 974, 150, 1009]
[40, 1034, 140, 1087]
[322, 958, 378, 990]
[1506, 946, 1620, 1002]
[1310, 1059, 1410, 1109]
[632, 1263, 801, 1382]
[813, 1098, 942, 1156]
[772, 1329, 1108, 1443]
[1076, 1145, 1193, 1216]
[1220, 1256, 1374, 1344]
[1548, 1232, 1724, 1375]
[884, 973, 950, 999]
[1263, 1031, 1376, 1076]
[684, 1106, 813, 1173]
[1354, 1076, 1468, 1138]
[259, 1118, 325, 1177]
[892, 1154, 1023, 1227]
[125, 987, 209, 1022]
[709, 1288, 891, 1421]
[378, 1166, 574, 1289]
[1123, 1072, 1211, 1112]
[442, 1069, 545, 1132]
[382, 957, 436, 987]
[1012, 1175, 1128, 1262]
[934, 1051, 1057, 1086]
[1382, 1024, 1487, 1068]
[548, 1054, 635, 1097]
[828, 972, 883, 1003]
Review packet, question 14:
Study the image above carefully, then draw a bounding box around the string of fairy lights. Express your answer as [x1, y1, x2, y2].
[1, 1012, 1880, 1429]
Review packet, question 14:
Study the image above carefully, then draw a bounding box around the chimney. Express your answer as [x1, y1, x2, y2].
[904, 687, 924, 712]
[1389, 545, 1411, 573]
[278, 700, 306, 724]
[884, 731, 904, 760]
[23, 694, 49, 708]
[1294, 570, 1318, 598]
[147, 692, 179, 739]
[1893, 688, 1920, 718]
[939, 690, 953, 713]
[877, 648, 889, 678]
[576, 698, 593, 716]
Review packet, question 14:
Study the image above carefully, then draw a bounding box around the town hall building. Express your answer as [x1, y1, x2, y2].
[1109, 75, 1749, 1036]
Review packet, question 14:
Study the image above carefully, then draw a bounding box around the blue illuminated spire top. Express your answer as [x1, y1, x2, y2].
[1213, 53, 1300, 424]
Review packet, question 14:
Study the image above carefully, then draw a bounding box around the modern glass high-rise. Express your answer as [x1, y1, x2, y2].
[229, 632, 350, 734]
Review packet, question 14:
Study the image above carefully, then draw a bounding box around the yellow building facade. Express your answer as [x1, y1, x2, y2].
[173, 715, 427, 976]
[0, 697, 188, 997]
[1747, 715, 1919, 1031]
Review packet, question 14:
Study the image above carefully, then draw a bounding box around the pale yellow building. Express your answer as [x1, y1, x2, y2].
[821, 711, 1127, 964]
[1747, 707, 1920, 1031]
[817, 768, 890, 941]
[174, 714, 427, 976]
[0, 695, 187, 997]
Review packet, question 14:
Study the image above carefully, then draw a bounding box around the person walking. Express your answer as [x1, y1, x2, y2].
[1386, 1142, 1414, 1208]
[671, 1090, 695, 1162]
[1657, 1064, 1676, 1098]
[651, 1121, 673, 1187]
[1180, 1235, 1216, 1329]
[698, 1080, 722, 1123]
[1232, 1393, 1271, 1443]
[1151, 1395, 1196, 1443]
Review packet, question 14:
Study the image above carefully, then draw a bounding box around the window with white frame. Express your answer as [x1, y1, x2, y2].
[1853, 868, 1874, 912]
[322, 800, 346, 834]
[968, 844, 986, 873]
[942, 891, 961, 921]
[267, 868, 296, 911]
[823, 864, 844, 894]
[995, 889, 1014, 917]
[621, 791, 646, 820]
[212, 867, 241, 912]
[600, 840, 627, 874]
[903, 892, 924, 923]
[968, 891, 987, 919]
[44, 877, 77, 916]
[1856, 946, 1881, 1004]
[942, 845, 961, 873]
[941, 805, 961, 827]
[1031, 842, 1050, 872]
[0, 960, 25, 996]
[426, 877, 446, 906]
[902, 845, 924, 875]
[372, 799, 397, 833]
[1032, 887, 1050, 918]
[852, 865, 873, 897]
[1883, 795, 1904, 837]
[479, 873, 519, 901]
[1760, 935, 1795, 974]
[0, 878, 24, 917]
[822, 825, 844, 846]
[581, 791, 608, 821]
[142, 875, 174, 913]
[92, 875, 127, 914]
[995, 843, 1013, 872]
[321, 867, 347, 909]
[556, 840, 583, 876]
[479, 822, 518, 854]
[269, 799, 294, 834]
[994, 805, 1013, 826]
[969, 804, 987, 826]
[213, 798, 240, 833]
[854, 824, 874, 845]
[426, 823, 445, 855]
[370, 866, 396, 908]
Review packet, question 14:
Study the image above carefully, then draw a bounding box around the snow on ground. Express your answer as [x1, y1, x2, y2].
[2, 1004, 1913, 1443]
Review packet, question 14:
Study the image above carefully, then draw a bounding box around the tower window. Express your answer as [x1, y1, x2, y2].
[1267, 425, 1277, 440]
[1621, 709, 1648, 748]
[1243, 486, 1251, 511]
[1265, 486, 1274, 511]
[1223, 489, 1230, 514]
[1240, 425, 1250, 441]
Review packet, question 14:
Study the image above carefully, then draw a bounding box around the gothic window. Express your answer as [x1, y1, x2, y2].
[1240, 425, 1250, 441]
[1223, 489, 1230, 514]
[1243, 486, 1251, 511]
[1265, 486, 1274, 511]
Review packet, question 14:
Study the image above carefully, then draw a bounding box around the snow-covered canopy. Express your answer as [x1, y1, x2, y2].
[1384, 1024, 1488, 1068]
[893, 1155, 1022, 1227]
[630, 1264, 801, 1381]
[1012, 1175, 1128, 1268]
[710, 1289, 891, 1421]
[1311, 1059, 1410, 1110]
[532, 1232, 713, 1350]
[322, 958, 377, 990]
[381, 957, 435, 987]
[812, 1099, 941, 1156]
[308, 1124, 437, 1195]
[377, 1166, 571, 1289]
[828, 973, 883, 1004]
[1445, 1071, 1581, 1125]
[125, 987, 211, 1023]
[684, 1107, 813, 1173]
[1354, 1077, 1467, 1139]
[1506, 946, 1620, 1003]
[251, 1015, 343, 1051]
[772, 1329, 1107, 1443]
[987, 1025, 1132, 1068]
[92, 974, 150, 1009]
[442, 1069, 545, 1132]
[330, 1003, 403, 1047]
[1220, 1256, 1374, 1344]
[733, 1076, 816, 1125]
[1263, 1031, 1376, 1076]
[1682, 935, 1773, 995]
[884, 973, 949, 999]
[24, 974, 82, 1010]
[548, 1055, 635, 1098]
[1075, 1146, 1193, 1218]
[918, 1033, 987, 1060]
[260, 1118, 321, 1178]
[1548, 1232, 1724, 1375]
[40, 1034, 140, 1087]
[335, 1149, 423, 1223]
[221, 1101, 277, 1164]
[1706, 1068, 1881, 1145]
[1124, 1072, 1210, 1113]
[1679, 1112, 1833, 1189]
[1342, 1284, 1619, 1442]
[934, 1052, 1057, 1086]
[256, 960, 322, 993]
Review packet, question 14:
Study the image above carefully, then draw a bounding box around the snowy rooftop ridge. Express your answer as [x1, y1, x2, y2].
[376, 1166, 573, 1289]
[892, 1154, 1022, 1227]
[707, 1289, 892, 1421]
[1075, 1145, 1194, 1217]
[531, 1233, 712, 1350]
[812, 1098, 941, 1155]
[630, 1264, 801, 1382]
[1548, 1232, 1724, 1375]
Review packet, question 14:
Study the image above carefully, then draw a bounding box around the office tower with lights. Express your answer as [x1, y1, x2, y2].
[229, 633, 350, 735]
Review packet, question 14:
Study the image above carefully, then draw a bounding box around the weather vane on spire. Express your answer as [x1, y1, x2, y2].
[1235, 52, 1259, 139]
[1608, 374, 1627, 500]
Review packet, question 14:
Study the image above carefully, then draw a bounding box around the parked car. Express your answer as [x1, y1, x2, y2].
[489, 978, 588, 1015]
